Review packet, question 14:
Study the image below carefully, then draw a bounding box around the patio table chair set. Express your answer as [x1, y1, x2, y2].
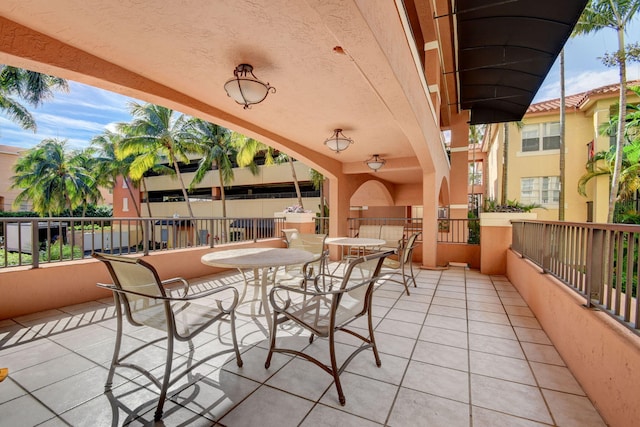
[92, 231, 415, 420]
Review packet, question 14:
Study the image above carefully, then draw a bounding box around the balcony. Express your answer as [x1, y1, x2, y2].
[1, 260, 606, 426]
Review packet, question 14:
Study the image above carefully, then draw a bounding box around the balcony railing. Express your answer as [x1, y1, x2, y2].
[0, 216, 285, 269]
[512, 220, 640, 333]
[437, 218, 480, 244]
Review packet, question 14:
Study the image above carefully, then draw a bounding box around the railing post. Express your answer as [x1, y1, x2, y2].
[31, 219, 39, 268]
[541, 222, 550, 273]
[585, 228, 603, 307]
[143, 219, 150, 256]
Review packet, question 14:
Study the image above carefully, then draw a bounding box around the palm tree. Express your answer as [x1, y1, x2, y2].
[91, 130, 144, 217]
[118, 103, 197, 217]
[11, 138, 94, 217]
[185, 119, 237, 217]
[70, 148, 103, 217]
[573, 0, 640, 222]
[0, 65, 69, 131]
[579, 94, 640, 203]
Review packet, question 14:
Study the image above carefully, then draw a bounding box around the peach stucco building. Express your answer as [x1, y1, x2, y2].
[484, 81, 640, 222]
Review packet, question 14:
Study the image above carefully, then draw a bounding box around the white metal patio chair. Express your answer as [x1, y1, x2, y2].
[93, 252, 243, 421]
[380, 231, 421, 295]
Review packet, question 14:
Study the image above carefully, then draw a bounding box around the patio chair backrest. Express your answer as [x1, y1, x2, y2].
[334, 250, 391, 318]
[379, 225, 405, 249]
[287, 232, 327, 256]
[357, 225, 381, 239]
[401, 231, 421, 263]
[94, 253, 169, 328]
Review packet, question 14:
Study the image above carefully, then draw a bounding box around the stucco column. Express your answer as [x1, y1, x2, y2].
[448, 112, 470, 220]
[421, 172, 439, 268]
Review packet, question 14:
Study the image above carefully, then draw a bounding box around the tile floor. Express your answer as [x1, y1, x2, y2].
[0, 265, 607, 426]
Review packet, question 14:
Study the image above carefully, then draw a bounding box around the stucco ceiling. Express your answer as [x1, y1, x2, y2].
[0, 0, 445, 185]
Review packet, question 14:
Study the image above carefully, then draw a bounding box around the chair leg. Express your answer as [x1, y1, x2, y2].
[229, 310, 243, 367]
[264, 311, 279, 369]
[154, 332, 174, 421]
[328, 331, 346, 405]
[105, 296, 123, 392]
[368, 309, 382, 367]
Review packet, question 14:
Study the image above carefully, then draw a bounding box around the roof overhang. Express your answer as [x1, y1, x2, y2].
[454, 0, 588, 125]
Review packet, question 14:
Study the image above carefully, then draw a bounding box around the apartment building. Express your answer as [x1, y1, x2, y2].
[484, 81, 640, 222]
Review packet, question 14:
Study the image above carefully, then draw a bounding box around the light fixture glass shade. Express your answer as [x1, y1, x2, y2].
[224, 64, 275, 109]
[324, 129, 353, 153]
[366, 154, 386, 171]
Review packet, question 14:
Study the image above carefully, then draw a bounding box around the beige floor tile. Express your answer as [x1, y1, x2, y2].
[466, 287, 498, 296]
[468, 309, 511, 325]
[320, 372, 398, 423]
[521, 342, 566, 366]
[431, 296, 467, 309]
[374, 332, 417, 359]
[388, 387, 470, 427]
[530, 362, 585, 395]
[412, 340, 468, 371]
[375, 318, 422, 339]
[384, 308, 426, 324]
[468, 333, 525, 359]
[391, 299, 430, 313]
[501, 296, 528, 307]
[418, 325, 468, 349]
[471, 374, 553, 424]
[428, 304, 467, 319]
[468, 320, 516, 340]
[505, 305, 535, 317]
[424, 314, 468, 332]
[266, 357, 333, 401]
[435, 290, 466, 300]
[472, 405, 550, 427]
[514, 327, 552, 345]
[346, 351, 409, 385]
[402, 360, 469, 403]
[466, 293, 502, 304]
[470, 351, 536, 385]
[220, 384, 315, 426]
[542, 389, 607, 427]
[300, 404, 382, 427]
[509, 315, 542, 329]
[466, 300, 506, 314]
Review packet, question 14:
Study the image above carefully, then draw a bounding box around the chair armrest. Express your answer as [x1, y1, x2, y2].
[161, 277, 190, 296]
[97, 283, 239, 311]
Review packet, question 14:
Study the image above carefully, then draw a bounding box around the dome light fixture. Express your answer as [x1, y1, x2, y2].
[224, 64, 275, 109]
[366, 154, 386, 172]
[324, 129, 353, 153]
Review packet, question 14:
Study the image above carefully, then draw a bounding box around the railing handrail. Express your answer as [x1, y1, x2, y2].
[0, 216, 286, 269]
[512, 219, 640, 334]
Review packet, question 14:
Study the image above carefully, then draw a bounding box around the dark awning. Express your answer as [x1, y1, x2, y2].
[455, 0, 588, 124]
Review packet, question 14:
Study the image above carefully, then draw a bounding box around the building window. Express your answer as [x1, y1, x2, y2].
[469, 162, 482, 185]
[520, 176, 560, 207]
[122, 179, 128, 189]
[122, 197, 129, 212]
[522, 122, 560, 152]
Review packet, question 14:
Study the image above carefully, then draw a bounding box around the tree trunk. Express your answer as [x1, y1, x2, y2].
[218, 166, 227, 218]
[501, 123, 509, 205]
[142, 178, 152, 217]
[559, 49, 566, 220]
[289, 157, 303, 208]
[608, 26, 628, 223]
[173, 159, 195, 218]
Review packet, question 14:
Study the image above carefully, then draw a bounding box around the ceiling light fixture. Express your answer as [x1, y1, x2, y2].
[224, 64, 275, 109]
[324, 129, 353, 153]
[366, 154, 386, 172]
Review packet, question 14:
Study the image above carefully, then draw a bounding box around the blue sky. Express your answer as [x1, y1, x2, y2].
[1, 20, 639, 151]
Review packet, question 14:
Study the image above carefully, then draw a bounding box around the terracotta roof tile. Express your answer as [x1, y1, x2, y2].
[527, 80, 640, 114]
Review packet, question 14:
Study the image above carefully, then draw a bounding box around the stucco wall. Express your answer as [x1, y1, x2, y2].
[0, 240, 281, 320]
[506, 250, 640, 427]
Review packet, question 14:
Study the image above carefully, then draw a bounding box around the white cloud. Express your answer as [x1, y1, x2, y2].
[32, 112, 106, 133]
[535, 63, 640, 102]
